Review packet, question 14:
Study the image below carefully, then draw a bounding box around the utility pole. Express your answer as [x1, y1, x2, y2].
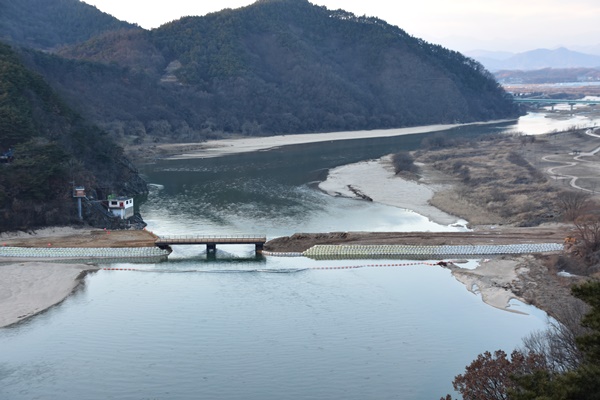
[73, 186, 85, 220]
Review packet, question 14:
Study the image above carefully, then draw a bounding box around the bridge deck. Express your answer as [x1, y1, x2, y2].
[513, 98, 599, 105]
[155, 235, 266, 247]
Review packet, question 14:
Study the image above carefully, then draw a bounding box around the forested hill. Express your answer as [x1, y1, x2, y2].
[0, 41, 146, 231]
[11, 0, 518, 145]
[0, 0, 139, 50]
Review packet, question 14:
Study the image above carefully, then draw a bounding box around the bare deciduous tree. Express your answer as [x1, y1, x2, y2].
[574, 214, 600, 264]
[391, 151, 418, 175]
[521, 297, 590, 373]
[558, 190, 592, 222]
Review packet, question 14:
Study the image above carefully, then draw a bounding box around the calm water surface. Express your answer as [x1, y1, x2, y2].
[1, 114, 597, 400]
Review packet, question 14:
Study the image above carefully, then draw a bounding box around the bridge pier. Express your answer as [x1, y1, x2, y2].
[155, 235, 267, 257]
[205, 243, 263, 254]
[513, 97, 597, 111]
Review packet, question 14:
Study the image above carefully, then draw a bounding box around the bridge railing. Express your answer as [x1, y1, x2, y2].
[156, 234, 267, 243]
[513, 98, 599, 105]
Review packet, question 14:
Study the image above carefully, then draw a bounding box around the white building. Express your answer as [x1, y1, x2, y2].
[107, 197, 134, 219]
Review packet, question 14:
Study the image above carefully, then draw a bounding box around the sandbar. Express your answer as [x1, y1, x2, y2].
[318, 155, 467, 227]
[165, 120, 512, 159]
[451, 258, 526, 313]
[314, 156, 555, 314]
[0, 262, 99, 328]
[304, 154, 542, 313]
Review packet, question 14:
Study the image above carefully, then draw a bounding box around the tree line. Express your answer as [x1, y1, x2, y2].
[6, 0, 521, 148]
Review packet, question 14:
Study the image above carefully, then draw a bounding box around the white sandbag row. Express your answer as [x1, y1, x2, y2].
[303, 243, 564, 257]
[0, 246, 170, 259]
[260, 251, 304, 257]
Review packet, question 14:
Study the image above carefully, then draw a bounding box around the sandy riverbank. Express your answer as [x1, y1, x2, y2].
[318, 155, 467, 227]
[0, 227, 157, 328]
[0, 262, 99, 328]
[160, 120, 512, 160]
[450, 258, 527, 314]
[288, 154, 565, 313]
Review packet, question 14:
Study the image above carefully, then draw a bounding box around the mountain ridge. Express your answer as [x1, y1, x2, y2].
[21, 0, 519, 143]
[0, 0, 523, 230]
[0, 0, 140, 50]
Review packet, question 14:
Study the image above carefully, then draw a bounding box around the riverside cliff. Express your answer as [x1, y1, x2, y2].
[0, 42, 147, 232]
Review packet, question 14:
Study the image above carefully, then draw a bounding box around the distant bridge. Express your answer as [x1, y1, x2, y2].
[513, 97, 599, 111]
[155, 234, 266, 254]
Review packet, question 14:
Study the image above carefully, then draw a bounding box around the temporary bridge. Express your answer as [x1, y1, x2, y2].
[155, 234, 266, 253]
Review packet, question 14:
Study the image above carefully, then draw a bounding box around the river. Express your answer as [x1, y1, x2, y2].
[0, 112, 598, 400]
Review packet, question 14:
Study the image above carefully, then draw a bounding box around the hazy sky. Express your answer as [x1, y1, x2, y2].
[81, 0, 600, 53]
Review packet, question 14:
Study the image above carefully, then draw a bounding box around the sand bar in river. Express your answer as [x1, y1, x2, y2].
[0, 262, 99, 328]
[162, 121, 512, 159]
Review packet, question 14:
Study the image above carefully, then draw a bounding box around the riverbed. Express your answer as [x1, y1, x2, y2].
[1, 112, 600, 399]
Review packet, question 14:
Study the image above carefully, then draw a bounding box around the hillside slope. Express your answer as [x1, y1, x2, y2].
[0, 41, 146, 231]
[31, 0, 518, 144]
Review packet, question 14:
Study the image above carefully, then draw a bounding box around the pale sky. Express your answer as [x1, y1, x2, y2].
[81, 0, 600, 53]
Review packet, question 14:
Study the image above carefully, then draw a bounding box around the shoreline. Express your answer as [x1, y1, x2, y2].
[450, 258, 527, 314]
[0, 228, 158, 328]
[268, 154, 568, 314]
[158, 120, 515, 160]
[317, 155, 467, 227]
[0, 117, 569, 324]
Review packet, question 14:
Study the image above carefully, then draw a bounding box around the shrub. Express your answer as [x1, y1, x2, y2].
[391, 151, 418, 175]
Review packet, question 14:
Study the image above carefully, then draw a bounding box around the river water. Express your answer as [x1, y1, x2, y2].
[1, 113, 598, 400]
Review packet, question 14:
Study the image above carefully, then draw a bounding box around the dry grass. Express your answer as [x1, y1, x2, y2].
[429, 188, 505, 226]
[415, 135, 564, 226]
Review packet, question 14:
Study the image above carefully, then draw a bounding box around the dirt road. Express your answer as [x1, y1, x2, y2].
[1, 228, 158, 248]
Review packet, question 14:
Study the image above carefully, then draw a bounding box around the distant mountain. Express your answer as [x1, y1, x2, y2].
[0, 0, 139, 50]
[463, 50, 514, 73]
[495, 68, 600, 84]
[20, 0, 518, 143]
[0, 41, 146, 231]
[464, 50, 515, 61]
[471, 47, 600, 72]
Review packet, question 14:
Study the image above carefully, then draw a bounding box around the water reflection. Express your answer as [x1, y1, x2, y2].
[0, 114, 577, 400]
[140, 123, 523, 237]
[507, 111, 600, 135]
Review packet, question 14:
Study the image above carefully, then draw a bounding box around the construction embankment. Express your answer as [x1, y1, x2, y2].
[0, 226, 570, 260]
[300, 243, 563, 259]
[264, 228, 570, 254]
